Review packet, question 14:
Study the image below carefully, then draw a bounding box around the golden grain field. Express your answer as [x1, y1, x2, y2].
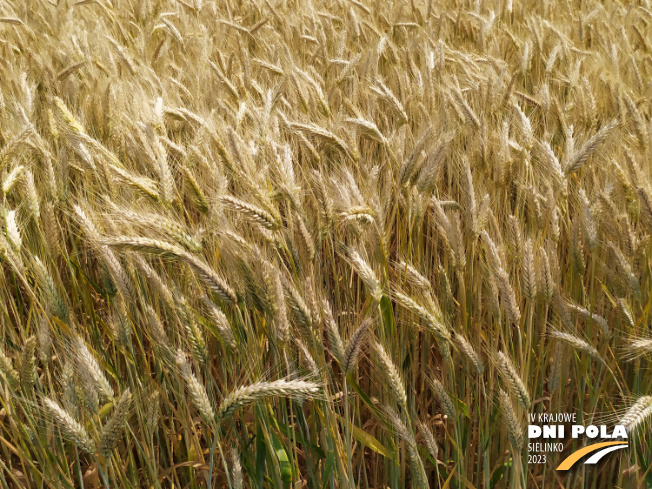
[0, 0, 651, 487]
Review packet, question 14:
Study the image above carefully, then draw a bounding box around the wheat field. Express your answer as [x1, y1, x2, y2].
[0, 0, 651, 487]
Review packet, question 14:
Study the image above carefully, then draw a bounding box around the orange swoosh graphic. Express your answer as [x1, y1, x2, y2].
[556, 441, 628, 470]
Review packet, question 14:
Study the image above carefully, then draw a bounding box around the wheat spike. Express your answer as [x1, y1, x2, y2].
[98, 389, 132, 459]
[323, 300, 345, 365]
[428, 377, 457, 420]
[342, 319, 371, 375]
[75, 337, 114, 402]
[521, 239, 537, 301]
[497, 351, 530, 409]
[620, 396, 652, 434]
[176, 350, 215, 422]
[217, 379, 319, 422]
[102, 236, 237, 303]
[550, 331, 603, 363]
[373, 340, 407, 409]
[455, 335, 484, 375]
[44, 398, 96, 454]
[498, 389, 523, 451]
